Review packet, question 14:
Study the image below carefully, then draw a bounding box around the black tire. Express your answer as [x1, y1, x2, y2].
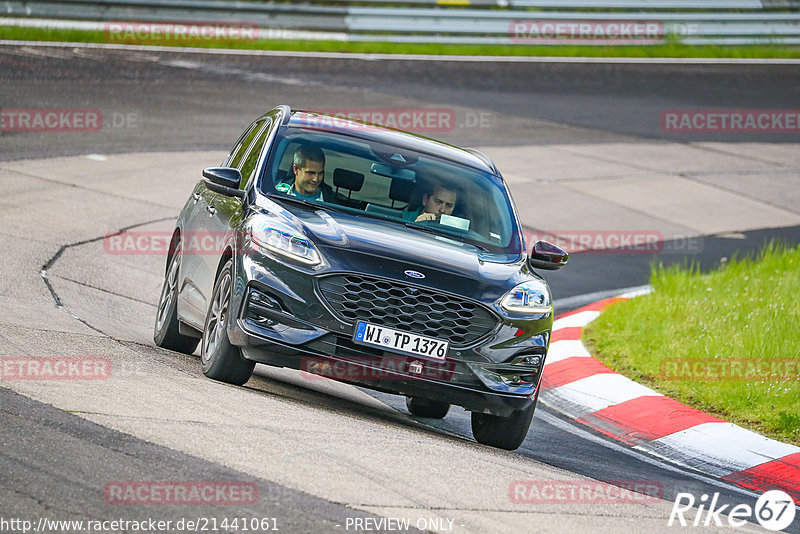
[154, 240, 200, 354]
[471, 400, 536, 451]
[201, 259, 254, 385]
[406, 397, 450, 419]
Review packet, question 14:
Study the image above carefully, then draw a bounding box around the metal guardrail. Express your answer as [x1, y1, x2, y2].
[324, 0, 784, 7]
[2, 0, 799, 45]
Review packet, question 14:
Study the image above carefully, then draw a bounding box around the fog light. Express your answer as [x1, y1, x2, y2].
[520, 355, 541, 367]
[493, 352, 546, 385]
[468, 363, 539, 394]
[248, 289, 281, 311]
[245, 288, 285, 328]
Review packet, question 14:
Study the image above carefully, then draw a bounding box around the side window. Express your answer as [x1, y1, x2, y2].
[238, 120, 271, 189]
[226, 120, 265, 169]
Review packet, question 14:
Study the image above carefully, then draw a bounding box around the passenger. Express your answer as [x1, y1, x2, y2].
[403, 181, 458, 223]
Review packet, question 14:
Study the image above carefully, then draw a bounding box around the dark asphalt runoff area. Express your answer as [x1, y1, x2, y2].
[1, 43, 799, 533]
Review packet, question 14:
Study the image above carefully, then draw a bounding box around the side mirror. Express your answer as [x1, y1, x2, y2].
[528, 240, 568, 271]
[203, 167, 246, 199]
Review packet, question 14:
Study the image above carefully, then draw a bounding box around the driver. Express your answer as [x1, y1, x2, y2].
[281, 144, 340, 202]
[402, 181, 458, 223]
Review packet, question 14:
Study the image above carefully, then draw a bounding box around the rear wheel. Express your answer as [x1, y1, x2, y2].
[405, 397, 450, 419]
[471, 397, 537, 450]
[201, 259, 254, 385]
[154, 240, 200, 354]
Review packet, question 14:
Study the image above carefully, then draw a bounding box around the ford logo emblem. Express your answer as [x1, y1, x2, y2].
[404, 270, 425, 279]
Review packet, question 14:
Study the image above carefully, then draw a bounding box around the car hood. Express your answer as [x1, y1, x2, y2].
[256, 198, 533, 299]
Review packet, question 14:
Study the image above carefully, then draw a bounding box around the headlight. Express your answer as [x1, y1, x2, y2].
[250, 219, 321, 266]
[500, 280, 552, 314]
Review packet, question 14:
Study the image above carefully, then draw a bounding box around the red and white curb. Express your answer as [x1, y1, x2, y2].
[540, 294, 800, 504]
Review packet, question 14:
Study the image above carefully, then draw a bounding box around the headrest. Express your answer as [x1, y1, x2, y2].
[389, 178, 415, 203]
[333, 169, 364, 191]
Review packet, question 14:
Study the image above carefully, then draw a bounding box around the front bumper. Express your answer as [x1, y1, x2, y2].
[227, 252, 552, 416]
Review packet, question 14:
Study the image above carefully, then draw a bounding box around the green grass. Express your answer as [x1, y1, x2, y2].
[2, 26, 800, 58]
[583, 242, 800, 445]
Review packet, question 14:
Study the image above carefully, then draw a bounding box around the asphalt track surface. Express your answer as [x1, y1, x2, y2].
[1, 44, 799, 533]
[2, 45, 799, 301]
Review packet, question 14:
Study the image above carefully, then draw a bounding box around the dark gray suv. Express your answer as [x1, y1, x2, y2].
[154, 106, 567, 450]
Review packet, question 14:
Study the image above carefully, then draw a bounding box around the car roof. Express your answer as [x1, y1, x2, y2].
[279, 109, 499, 175]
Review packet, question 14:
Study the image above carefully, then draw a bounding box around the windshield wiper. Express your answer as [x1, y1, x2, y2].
[404, 222, 490, 252]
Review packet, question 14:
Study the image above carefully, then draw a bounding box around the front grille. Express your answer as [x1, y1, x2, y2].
[317, 274, 498, 347]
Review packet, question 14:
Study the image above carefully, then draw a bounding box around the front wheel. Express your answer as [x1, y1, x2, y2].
[471, 398, 536, 450]
[201, 259, 254, 386]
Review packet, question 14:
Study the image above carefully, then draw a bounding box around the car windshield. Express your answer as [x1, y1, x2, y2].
[260, 124, 523, 255]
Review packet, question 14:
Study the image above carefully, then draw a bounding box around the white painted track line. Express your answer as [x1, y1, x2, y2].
[2, 39, 800, 64]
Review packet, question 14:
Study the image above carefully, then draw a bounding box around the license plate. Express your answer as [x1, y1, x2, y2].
[353, 321, 449, 361]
